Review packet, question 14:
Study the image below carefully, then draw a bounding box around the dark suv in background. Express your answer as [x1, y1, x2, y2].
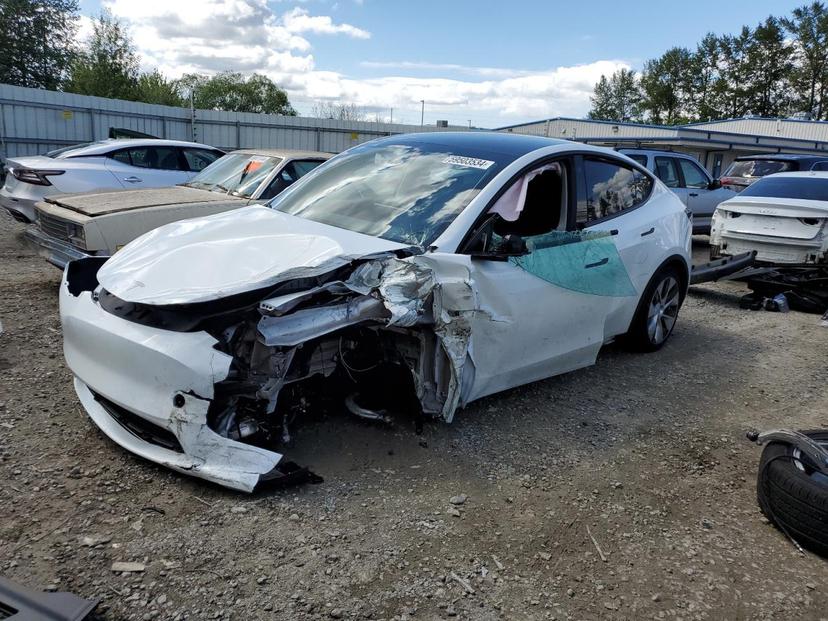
[720, 153, 828, 192]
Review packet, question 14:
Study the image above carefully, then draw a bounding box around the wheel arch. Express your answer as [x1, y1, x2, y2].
[625, 253, 690, 337]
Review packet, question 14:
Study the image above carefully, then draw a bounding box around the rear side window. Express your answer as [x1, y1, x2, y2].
[579, 158, 653, 224]
[183, 148, 221, 172]
[677, 159, 709, 189]
[810, 161, 828, 171]
[739, 176, 828, 200]
[654, 157, 680, 188]
[626, 154, 648, 167]
[109, 147, 184, 171]
[724, 159, 794, 178]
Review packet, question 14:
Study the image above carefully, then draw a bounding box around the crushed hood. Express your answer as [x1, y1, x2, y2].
[97, 206, 407, 305]
[47, 186, 243, 216]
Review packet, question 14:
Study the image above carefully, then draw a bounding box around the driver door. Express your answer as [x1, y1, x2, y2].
[461, 158, 630, 402]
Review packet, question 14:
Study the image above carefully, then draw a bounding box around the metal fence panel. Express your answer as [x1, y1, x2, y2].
[0, 83, 470, 160]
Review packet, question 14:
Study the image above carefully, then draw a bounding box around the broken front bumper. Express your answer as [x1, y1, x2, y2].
[60, 266, 286, 492]
[24, 225, 94, 269]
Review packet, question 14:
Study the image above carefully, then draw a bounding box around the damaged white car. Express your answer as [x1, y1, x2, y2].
[59, 133, 692, 491]
[710, 171, 828, 265]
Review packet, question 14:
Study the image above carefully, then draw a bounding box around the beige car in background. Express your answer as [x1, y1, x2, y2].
[24, 149, 330, 268]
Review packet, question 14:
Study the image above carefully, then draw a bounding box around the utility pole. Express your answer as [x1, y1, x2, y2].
[420, 100, 425, 126]
[189, 88, 196, 142]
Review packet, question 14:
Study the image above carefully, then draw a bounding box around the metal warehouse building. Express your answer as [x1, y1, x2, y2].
[497, 117, 828, 178]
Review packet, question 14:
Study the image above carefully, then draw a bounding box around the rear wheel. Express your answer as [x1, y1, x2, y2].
[624, 265, 683, 352]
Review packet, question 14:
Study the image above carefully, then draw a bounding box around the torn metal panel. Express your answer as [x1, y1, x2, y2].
[258, 296, 387, 346]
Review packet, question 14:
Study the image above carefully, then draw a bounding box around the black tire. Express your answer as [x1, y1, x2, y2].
[757, 431, 828, 557]
[623, 264, 684, 352]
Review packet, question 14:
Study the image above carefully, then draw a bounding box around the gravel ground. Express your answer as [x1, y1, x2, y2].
[1, 212, 827, 621]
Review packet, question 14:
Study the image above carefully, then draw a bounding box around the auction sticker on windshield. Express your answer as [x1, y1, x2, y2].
[442, 155, 495, 170]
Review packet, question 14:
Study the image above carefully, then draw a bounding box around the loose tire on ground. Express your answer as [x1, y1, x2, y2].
[757, 431, 828, 557]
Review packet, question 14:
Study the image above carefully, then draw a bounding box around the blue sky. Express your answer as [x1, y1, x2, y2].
[77, 0, 807, 127]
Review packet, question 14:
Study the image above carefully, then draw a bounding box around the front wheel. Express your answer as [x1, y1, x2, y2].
[623, 266, 683, 352]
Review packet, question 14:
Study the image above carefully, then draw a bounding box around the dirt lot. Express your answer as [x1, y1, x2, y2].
[1, 212, 827, 621]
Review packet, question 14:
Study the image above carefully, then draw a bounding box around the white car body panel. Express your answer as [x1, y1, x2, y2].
[59, 134, 691, 491]
[61, 285, 282, 492]
[98, 206, 407, 305]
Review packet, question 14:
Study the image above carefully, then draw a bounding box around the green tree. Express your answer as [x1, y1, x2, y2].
[0, 0, 79, 90]
[66, 10, 139, 100]
[716, 27, 754, 118]
[640, 48, 695, 124]
[688, 33, 728, 121]
[136, 70, 184, 106]
[745, 17, 793, 117]
[782, 2, 828, 119]
[182, 72, 296, 115]
[587, 69, 642, 121]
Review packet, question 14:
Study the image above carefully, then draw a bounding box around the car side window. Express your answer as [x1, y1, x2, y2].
[811, 161, 828, 171]
[578, 158, 653, 226]
[109, 150, 131, 165]
[677, 159, 709, 189]
[626, 154, 648, 167]
[124, 147, 184, 171]
[654, 157, 680, 188]
[259, 160, 324, 200]
[183, 148, 221, 172]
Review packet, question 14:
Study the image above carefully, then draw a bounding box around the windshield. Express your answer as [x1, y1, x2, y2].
[740, 176, 828, 201]
[186, 152, 283, 197]
[724, 159, 795, 178]
[270, 140, 505, 247]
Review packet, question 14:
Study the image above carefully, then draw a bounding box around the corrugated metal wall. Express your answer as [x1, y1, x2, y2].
[688, 118, 828, 142]
[0, 84, 470, 159]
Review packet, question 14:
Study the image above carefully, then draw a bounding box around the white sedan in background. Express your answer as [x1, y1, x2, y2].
[710, 172, 828, 265]
[59, 132, 692, 491]
[1, 139, 224, 223]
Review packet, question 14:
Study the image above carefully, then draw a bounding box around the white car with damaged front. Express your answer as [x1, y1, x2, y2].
[59, 133, 692, 492]
[710, 171, 828, 265]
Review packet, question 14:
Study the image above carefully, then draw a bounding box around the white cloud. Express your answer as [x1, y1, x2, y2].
[98, 0, 627, 126]
[282, 7, 370, 39]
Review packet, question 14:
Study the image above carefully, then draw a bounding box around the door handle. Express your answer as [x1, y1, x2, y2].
[689, 192, 699, 197]
[123, 176, 142, 183]
[585, 257, 609, 269]
[640, 227, 655, 237]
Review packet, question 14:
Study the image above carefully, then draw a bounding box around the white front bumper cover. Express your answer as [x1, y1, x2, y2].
[60, 261, 303, 493]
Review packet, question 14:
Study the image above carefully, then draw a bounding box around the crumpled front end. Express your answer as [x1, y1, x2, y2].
[61, 259, 291, 492]
[60, 252, 475, 491]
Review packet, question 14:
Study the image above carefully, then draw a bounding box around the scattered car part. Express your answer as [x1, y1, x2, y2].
[689, 251, 755, 285]
[59, 132, 692, 491]
[741, 266, 828, 314]
[748, 429, 828, 556]
[0, 576, 98, 620]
